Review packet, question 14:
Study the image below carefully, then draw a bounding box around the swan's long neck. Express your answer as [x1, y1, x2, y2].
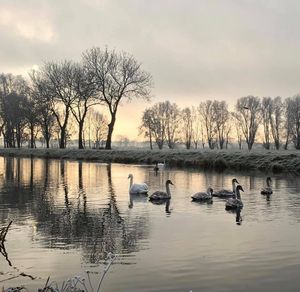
[236, 188, 242, 200]
[166, 182, 171, 197]
[232, 180, 235, 193]
[267, 179, 271, 187]
[129, 176, 133, 189]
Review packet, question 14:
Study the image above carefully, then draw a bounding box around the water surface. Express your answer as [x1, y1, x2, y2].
[0, 157, 300, 291]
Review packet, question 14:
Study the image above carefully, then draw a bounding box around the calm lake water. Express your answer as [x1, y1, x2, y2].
[1, 157, 300, 291]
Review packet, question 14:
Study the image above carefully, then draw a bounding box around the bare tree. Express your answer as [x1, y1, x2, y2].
[269, 96, 283, 150]
[283, 97, 294, 149]
[261, 97, 272, 149]
[85, 109, 108, 148]
[0, 74, 29, 148]
[212, 100, 230, 149]
[181, 107, 193, 149]
[70, 63, 98, 149]
[29, 71, 56, 148]
[164, 101, 181, 149]
[40, 60, 78, 148]
[7, 93, 27, 148]
[139, 108, 154, 150]
[288, 95, 300, 149]
[224, 117, 232, 149]
[83, 47, 152, 149]
[235, 96, 261, 150]
[23, 97, 40, 148]
[191, 106, 201, 149]
[231, 112, 243, 149]
[140, 102, 167, 149]
[199, 100, 216, 149]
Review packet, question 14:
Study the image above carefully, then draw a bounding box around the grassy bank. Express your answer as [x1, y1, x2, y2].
[0, 148, 299, 173]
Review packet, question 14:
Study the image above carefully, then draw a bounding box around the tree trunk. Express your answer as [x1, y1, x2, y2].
[60, 127, 66, 149]
[149, 130, 153, 150]
[274, 140, 280, 150]
[247, 141, 253, 150]
[105, 113, 116, 150]
[219, 139, 224, 149]
[16, 125, 21, 148]
[296, 134, 300, 150]
[30, 123, 35, 148]
[78, 122, 84, 149]
[45, 134, 50, 149]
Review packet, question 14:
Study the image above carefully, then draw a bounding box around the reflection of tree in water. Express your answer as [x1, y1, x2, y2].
[282, 176, 300, 223]
[0, 158, 149, 264]
[226, 208, 243, 225]
[0, 157, 39, 222]
[81, 164, 149, 264]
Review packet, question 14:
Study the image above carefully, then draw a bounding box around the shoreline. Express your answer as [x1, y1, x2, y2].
[0, 148, 299, 174]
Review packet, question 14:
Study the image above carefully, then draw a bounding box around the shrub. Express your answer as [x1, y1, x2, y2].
[272, 163, 284, 173]
[213, 158, 228, 171]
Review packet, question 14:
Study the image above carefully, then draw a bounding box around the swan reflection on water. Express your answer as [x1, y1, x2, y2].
[128, 193, 148, 209]
[226, 208, 243, 225]
[150, 198, 172, 216]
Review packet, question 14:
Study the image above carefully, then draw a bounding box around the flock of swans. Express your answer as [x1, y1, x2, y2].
[128, 170, 273, 212]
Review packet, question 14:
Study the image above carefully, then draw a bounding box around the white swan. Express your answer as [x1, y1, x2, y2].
[191, 187, 213, 202]
[213, 178, 239, 198]
[157, 160, 166, 169]
[225, 185, 244, 210]
[128, 174, 148, 195]
[261, 177, 273, 195]
[149, 179, 173, 200]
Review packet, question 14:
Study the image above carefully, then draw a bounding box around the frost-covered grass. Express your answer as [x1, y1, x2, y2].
[2, 253, 117, 292]
[0, 147, 299, 173]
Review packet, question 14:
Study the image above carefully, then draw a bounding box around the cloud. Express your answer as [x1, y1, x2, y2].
[0, 5, 55, 43]
[1, 0, 300, 138]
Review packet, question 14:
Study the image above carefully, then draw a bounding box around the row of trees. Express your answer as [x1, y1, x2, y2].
[140, 96, 300, 150]
[0, 48, 152, 149]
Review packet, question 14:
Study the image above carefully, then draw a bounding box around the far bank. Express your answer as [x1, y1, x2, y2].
[0, 148, 299, 174]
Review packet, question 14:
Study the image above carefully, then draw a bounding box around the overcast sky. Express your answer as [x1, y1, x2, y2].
[1, 0, 300, 139]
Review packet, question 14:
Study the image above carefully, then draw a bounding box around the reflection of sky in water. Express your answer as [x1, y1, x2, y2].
[0, 157, 300, 291]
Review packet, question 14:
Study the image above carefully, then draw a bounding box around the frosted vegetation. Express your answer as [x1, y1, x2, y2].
[0, 148, 299, 173]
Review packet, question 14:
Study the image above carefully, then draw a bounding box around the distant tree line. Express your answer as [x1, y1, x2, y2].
[0, 48, 152, 149]
[140, 95, 300, 150]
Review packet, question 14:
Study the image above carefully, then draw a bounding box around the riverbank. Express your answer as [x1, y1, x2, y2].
[0, 148, 299, 173]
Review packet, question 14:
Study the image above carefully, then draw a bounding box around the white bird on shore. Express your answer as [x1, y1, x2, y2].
[213, 178, 239, 198]
[261, 177, 273, 195]
[191, 187, 213, 203]
[149, 179, 173, 200]
[225, 185, 244, 210]
[128, 174, 148, 195]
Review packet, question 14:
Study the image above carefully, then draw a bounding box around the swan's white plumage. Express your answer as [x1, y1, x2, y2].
[128, 174, 148, 194]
